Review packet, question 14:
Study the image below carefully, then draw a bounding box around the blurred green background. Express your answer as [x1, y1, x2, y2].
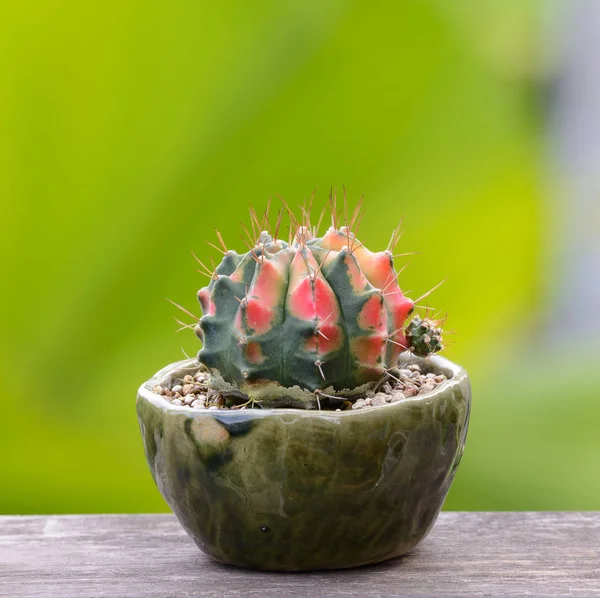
[2, 0, 599, 514]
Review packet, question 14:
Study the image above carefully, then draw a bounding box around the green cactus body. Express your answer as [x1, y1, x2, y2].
[194, 208, 442, 407]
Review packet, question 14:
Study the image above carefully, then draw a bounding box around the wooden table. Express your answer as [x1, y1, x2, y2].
[1, 512, 598, 597]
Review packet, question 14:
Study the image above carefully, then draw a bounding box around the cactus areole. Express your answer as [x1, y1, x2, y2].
[193, 201, 445, 408]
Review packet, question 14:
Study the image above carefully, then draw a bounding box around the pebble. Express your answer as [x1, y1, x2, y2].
[183, 375, 194, 383]
[352, 398, 366, 410]
[171, 399, 183, 406]
[208, 405, 219, 410]
[152, 385, 163, 395]
[183, 394, 195, 406]
[172, 385, 183, 394]
[372, 394, 388, 407]
[407, 364, 421, 373]
[182, 384, 195, 396]
[364, 397, 373, 407]
[390, 391, 405, 403]
[194, 372, 209, 383]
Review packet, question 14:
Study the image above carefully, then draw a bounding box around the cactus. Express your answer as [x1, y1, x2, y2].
[192, 198, 444, 407]
[405, 315, 444, 357]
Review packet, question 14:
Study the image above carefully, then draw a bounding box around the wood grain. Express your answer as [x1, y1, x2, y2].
[1, 513, 598, 597]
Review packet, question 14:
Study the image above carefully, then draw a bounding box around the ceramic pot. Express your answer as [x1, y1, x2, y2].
[137, 355, 470, 571]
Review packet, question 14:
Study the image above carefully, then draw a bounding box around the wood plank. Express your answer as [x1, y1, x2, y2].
[0, 513, 598, 597]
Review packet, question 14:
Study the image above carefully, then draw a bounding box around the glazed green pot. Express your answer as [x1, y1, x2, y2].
[137, 355, 470, 571]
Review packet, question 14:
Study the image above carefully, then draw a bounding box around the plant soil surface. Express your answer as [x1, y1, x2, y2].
[152, 363, 449, 411]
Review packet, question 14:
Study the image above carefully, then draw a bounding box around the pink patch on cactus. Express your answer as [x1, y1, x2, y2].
[391, 331, 410, 352]
[245, 261, 286, 323]
[353, 248, 394, 290]
[343, 252, 370, 293]
[229, 255, 252, 284]
[386, 294, 414, 332]
[197, 288, 215, 316]
[245, 298, 274, 335]
[350, 335, 386, 367]
[352, 249, 414, 357]
[387, 295, 413, 362]
[320, 324, 343, 355]
[305, 324, 343, 356]
[314, 277, 339, 319]
[245, 341, 266, 365]
[249, 256, 290, 302]
[314, 278, 343, 352]
[319, 228, 347, 251]
[288, 277, 317, 321]
[357, 294, 385, 331]
[287, 249, 321, 321]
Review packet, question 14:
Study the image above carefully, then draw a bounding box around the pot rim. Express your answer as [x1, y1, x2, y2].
[138, 354, 468, 417]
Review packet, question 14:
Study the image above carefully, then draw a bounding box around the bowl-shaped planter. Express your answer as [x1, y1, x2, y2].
[137, 355, 470, 571]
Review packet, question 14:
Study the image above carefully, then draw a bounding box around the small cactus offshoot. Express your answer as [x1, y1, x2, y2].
[405, 315, 445, 357]
[188, 195, 445, 408]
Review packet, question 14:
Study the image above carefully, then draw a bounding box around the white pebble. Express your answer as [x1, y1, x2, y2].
[372, 394, 388, 407]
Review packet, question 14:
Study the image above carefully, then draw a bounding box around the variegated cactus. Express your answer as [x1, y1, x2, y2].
[193, 198, 444, 407]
